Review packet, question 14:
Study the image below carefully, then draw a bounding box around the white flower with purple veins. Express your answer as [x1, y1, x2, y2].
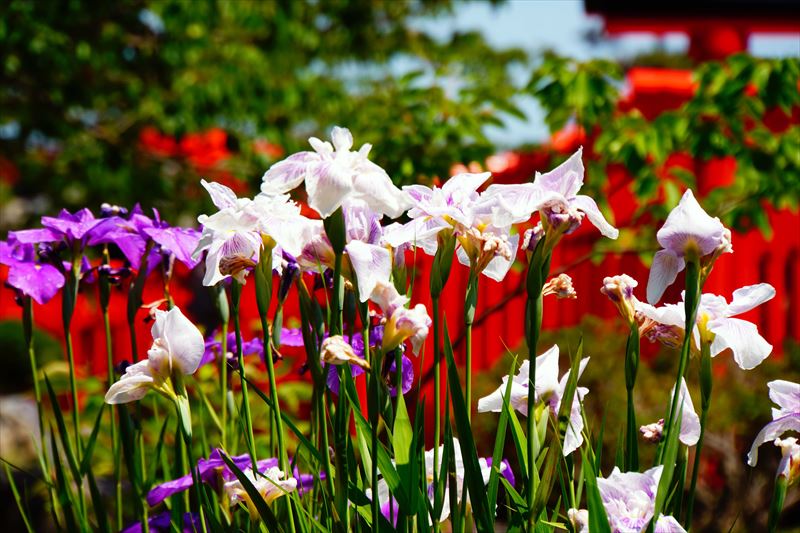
[748, 380, 800, 467]
[296, 201, 391, 302]
[370, 281, 431, 355]
[647, 189, 732, 304]
[105, 306, 204, 404]
[477, 345, 590, 456]
[387, 172, 492, 254]
[261, 126, 410, 219]
[480, 147, 619, 239]
[570, 466, 686, 533]
[194, 180, 308, 286]
[224, 466, 297, 518]
[636, 283, 775, 370]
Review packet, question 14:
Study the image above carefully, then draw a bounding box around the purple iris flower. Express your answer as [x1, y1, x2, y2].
[146, 448, 316, 507]
[90, 205, 201, 271]
[198, 332, 264, 368]
[121, 511, 199, 533]
[0, 240, 65, 304]
[10, 208, 104, 251]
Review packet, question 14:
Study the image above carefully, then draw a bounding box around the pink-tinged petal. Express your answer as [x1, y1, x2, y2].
[656, 189, 726, 256]
[344, 241, 392, 302]
[161, 307, 205, 375]
[9, 228, 61, 244]
[768, 380, 800, 415]
[673, 378, 700, 446]
[571, 195, 619, 239]
[441, 172, 492, 197]
[726, 283, 776, 316]
[646, 249, 685, 304]
[655, 515, 687, 533]
[534, 147, 584, 198]
[402, 184, 433, 204]
[306, 160, 354, 218]
[201, 179, 238, 210]
[481, 233, 519, 282]
[105, 361, 154, 404]
[261, 151, 321, 195]
[708, 317, 772, 370]
[748, 414, 800, 466]
[331, 126, 353, 152]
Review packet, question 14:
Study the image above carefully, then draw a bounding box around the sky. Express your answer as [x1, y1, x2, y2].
[412, 0, 800, 146]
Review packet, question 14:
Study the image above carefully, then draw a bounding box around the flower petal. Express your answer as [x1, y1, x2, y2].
[708, 317, 772, 370]
[305, 160, 354, 218]
[726, 283, 776, 316]
[105, 361, 155, 404]
[162, 307, 206, 375]
[201, 179, 238, 210]
[768, 380, 800, 416]
[646, 249, 685, 304]
[331, 126, 353, 152]
[674, 378, 700, 446]
[261, 151, 320, 196]
[656, 189, 725, 256]
[345, 241, 392, 303]
[534, 147, 584, 199]
[571, 195, 619, 239]
[747, 413, 800, 466]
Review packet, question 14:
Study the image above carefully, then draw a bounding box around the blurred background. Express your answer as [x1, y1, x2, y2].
[1, 0, 799, 530]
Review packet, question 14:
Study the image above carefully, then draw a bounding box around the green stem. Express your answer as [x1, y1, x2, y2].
[685, 339, 712, 528]
[63, 259, 81, 455]
[767, 475, 788, 533]
[431, 296, 441, 529]
[464, 271, 478, 420]
[525, 244, 550, 527]
[231, 280, 258, 470]
[624, 324, 640, 471]
[659, 260, 701, 464]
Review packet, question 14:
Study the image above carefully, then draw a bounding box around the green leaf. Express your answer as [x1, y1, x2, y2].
[581, 448, 611, 533]
[393, 392, 413, 465]
[79, 404, 106, 475]
[443, 322, 493, 533]
[44, 376, 81, 487]
[3, 462, 35, 533]
[488, 355, 517, 516]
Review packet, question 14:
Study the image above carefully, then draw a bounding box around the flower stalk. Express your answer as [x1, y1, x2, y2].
[684, 337, 713, 526]
[231, 280, 258, 471]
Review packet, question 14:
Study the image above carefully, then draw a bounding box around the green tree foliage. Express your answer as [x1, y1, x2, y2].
[0, 0, 523, 226]
[528, 52, 800, 233]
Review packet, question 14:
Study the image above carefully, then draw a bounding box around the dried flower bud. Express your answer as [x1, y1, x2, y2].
[100, 203, 129, 218]
[320, 335, 370, 370]
[522, 223, 544, 253]
[542, 274, 577, 299]
[458, 227, 513, 274]
[218, 255, 257, 284]
[601, 274, 639, 324]
[640, 419, 664, 443]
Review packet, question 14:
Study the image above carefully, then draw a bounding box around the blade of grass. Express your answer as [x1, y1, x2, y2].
[442, 322, 492, 533]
